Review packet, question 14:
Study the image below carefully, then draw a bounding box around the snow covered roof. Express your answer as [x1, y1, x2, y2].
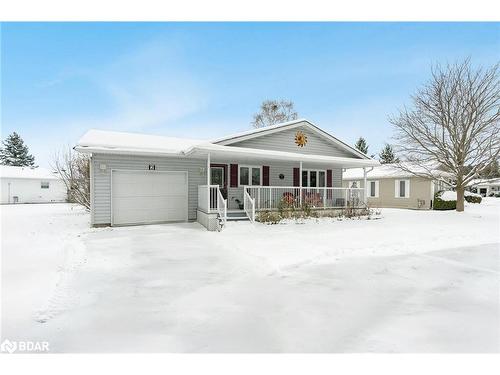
[75, 120, 379, 167]
[0, 166, 60, 180]
[343, 163, 450, 180]
[467, 177, 500, 186]
[211, 118, 309, 144]
[76, 129, 206, 155]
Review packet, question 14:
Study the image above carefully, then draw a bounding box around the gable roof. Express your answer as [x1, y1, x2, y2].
[212, 119, 371, 160]
[74, 119, 379, 168]
[0, 166, 60, 180]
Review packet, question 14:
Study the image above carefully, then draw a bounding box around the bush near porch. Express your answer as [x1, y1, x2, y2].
[257, 198, 371, 224]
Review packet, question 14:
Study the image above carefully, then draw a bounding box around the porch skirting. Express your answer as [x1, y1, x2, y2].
[196, 209, 220, 231]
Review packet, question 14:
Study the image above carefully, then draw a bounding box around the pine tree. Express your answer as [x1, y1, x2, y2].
[0, 132, 36, 167]
[379, 144, 399, 164]
[354, 137, 369, 155]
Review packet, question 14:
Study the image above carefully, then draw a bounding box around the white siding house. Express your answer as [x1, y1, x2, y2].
[75, 119, 379, 230]
[0, 166, 67, 204]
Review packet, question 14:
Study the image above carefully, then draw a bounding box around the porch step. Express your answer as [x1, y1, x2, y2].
[225, 211, 250, 221]
[226, 216, 250, 221]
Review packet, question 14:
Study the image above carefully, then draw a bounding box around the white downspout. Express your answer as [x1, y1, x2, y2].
[299, 161, 303, 206]
[207, 153, 211, 211]
[363, 167, 374, 205]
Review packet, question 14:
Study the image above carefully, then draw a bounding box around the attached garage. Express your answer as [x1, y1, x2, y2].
[111, 170, 188, 226]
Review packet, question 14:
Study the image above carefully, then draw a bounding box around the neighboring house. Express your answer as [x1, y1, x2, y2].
[75, 119, 378, 230]
[468, 178, 500, 197]
[342, 164, 450, 210]
[0, 166, 67, 204]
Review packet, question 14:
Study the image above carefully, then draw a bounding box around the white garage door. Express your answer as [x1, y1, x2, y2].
[111, 170, 188, 226]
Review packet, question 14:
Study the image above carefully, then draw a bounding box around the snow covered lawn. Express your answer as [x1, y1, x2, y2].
[1, 200, 499, 352]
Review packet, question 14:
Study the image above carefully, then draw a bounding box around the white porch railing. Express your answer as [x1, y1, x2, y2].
[217, 187, 227, 225]
[244, 186, 365, 210]
[198, 185, 221, 213]
[243, 188, 255, 222]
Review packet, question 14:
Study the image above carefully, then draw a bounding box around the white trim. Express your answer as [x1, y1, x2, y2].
[110, 169, 189, 226]
[395, 179, 410, 198]
[238, 165, 262, 187]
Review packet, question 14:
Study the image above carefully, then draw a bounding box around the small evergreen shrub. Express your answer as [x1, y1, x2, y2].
[433, 191, 456, 210]
[465, 194, 482, 204]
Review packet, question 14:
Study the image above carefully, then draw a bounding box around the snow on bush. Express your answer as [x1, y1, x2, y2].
[438, 190, 482, 203]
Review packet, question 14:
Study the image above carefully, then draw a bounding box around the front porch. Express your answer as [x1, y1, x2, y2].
[197, 183, 366, 229]
[191, 147, 376, 230]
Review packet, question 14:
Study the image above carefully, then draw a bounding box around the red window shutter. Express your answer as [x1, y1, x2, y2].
[293, 167, 300, 187]
[327, 169, 333, 187]
[326, 169, 333, 199]
[262, 166, 270, 186]
[230, 164, 238, 188]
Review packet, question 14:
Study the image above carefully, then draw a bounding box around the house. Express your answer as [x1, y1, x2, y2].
[0, 165, 67, 204]
[468, 178, 500, 197]
[74, 119, 379, 230]
[342, 163, 451, 210]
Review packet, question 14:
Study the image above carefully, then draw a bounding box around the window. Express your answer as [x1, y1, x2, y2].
[240, 166, 261, 186]
[399, 180, 405, 197]
[302, 169, 326, 187]
[395, 179, 410, 198]
[368, 180, 379, 198]
[41, 181, 50, 189]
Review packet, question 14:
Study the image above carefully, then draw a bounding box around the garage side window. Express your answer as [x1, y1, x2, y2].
[41, 181, 50, 189]
[369, 180, 379, 198]
[395, 179, 410, 198]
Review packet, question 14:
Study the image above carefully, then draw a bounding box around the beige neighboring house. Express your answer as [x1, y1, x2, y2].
[342, 164, 450, 210]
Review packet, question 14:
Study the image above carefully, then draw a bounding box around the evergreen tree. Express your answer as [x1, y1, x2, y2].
[379, 144, 399, 164]
[354, 137, 369, 155]
[0, 132, 36, 167]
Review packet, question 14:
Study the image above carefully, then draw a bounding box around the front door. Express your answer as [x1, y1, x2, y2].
[210, 167, 224, 187]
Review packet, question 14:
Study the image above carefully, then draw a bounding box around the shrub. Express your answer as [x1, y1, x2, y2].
[433, 191, 456, 210]
[465, 194, 482, 204]
[257, 211, 282, 224]
[495, 192, 500, 198]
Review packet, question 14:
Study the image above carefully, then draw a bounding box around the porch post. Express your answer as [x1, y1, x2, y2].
[207, 153, 211, 185]
[207, 153, 211, 211]
[363, 167, 367, 205]
[299, 161, 303, 206]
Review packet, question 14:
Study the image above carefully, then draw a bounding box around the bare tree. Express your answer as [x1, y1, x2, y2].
[52, 147, 90, 210]
[251, 99, 298, 128]
[390, 59, 500, 211]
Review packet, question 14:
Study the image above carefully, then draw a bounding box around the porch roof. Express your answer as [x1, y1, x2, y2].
[184, 143, 379, 168]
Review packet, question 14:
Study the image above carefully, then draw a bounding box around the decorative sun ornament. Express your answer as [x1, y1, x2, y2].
[294, 130, 308, 147]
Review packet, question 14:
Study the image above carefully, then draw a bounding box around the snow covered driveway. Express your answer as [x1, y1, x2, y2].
[1, 200, 499, 352]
